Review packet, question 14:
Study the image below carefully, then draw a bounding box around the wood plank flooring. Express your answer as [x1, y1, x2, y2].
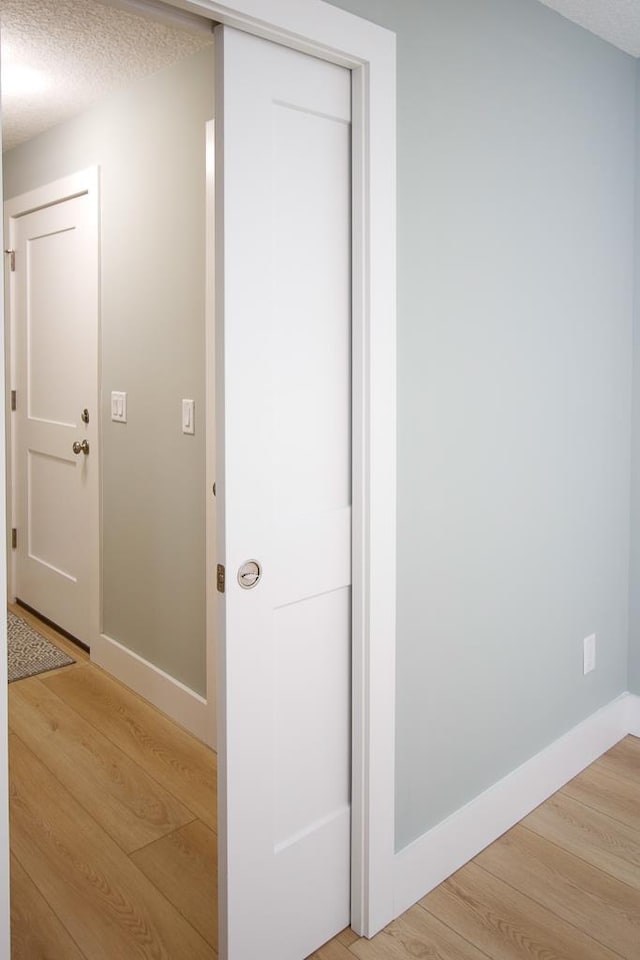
[8, 605, 640, 959]
[315, 735, 640, 960]
[8, 604, 217, 960]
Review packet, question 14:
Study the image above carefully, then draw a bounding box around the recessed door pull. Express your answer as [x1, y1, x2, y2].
[238, 560, 261, 589]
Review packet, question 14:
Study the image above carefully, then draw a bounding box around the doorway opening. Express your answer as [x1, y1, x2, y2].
[2, 2, 221, 955]
[2, 0, 217, 745]
[1, 0, 397, 956]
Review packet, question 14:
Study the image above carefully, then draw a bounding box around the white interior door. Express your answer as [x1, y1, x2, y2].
[10, 175, 99, 645]
[216, 25, 352, 960]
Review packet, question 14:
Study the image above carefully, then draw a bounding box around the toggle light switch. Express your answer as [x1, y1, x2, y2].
[111, 391, 127, 423]
[182, 399, 195, 435]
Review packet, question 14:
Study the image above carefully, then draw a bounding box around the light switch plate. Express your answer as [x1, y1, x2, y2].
[111, 391, 127, 423]
[583, 633, 596, 675]
[182, 399, 195, 435]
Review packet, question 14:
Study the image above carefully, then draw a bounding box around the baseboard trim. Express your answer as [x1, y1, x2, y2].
[92, 633, 210, 744]
[626, 692, 640, 736]
[393, 693, 634, 920]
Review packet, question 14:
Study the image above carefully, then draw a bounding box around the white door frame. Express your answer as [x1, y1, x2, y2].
[205, 117, 217, 749]
[202, 0, 396, 938]
[3, 167, 101, 652]
[0, 0, 397, 945]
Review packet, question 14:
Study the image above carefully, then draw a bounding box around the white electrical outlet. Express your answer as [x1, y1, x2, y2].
[583, 634, 596, 675]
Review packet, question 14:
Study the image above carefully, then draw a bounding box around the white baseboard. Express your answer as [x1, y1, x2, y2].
[393, 692, 634, 920]
[92, 633, 212, 746]
[627, 692, 640, 736]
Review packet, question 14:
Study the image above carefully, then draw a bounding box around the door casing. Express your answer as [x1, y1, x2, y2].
[0, 0, 397, 946]
[202, 0, 397, 939]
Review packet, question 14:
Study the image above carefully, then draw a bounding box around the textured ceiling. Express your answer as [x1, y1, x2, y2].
[0, 0, 214, 151]
[537, 0, 640, 57]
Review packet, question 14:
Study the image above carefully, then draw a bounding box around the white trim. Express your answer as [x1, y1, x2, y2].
[173, 0, 395, 942]
[627, 692, 640, 736]
[204, 119, 217, 750]
[3, 168, 97, 219]
[4, 167, 101, 655]
[92, 633, 209, 741]
[393, 693, 635, 920]
[171, 0, 394, 65]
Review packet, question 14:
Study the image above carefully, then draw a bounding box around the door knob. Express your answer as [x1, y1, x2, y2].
[72, 439, 90, 455]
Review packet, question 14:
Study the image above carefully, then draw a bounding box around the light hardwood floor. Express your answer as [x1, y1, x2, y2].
[8, 604, 640, 959]
[9, 603, 216, 960]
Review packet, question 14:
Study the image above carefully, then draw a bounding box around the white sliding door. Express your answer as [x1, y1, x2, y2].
[216, 25, 352, 960]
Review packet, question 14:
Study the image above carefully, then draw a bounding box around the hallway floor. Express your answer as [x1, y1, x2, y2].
[8, 604, 640, 959]
[9, 604, 216, 959]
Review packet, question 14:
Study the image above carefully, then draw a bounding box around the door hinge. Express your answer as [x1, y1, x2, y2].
[4, 250, 15, 272]
[216, 563, 226, 594]
[10, 390, 16, 412]
[11, 528, 17, 549]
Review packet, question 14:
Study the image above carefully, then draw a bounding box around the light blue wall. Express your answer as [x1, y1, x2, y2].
[328, 0, 636, 850]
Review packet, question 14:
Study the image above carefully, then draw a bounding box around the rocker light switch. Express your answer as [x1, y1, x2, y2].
[111, 391, 127, 423]
[182, 399, 195, 435]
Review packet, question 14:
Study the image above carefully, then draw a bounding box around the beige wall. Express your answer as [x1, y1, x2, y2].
[3, 45, 215, 695]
